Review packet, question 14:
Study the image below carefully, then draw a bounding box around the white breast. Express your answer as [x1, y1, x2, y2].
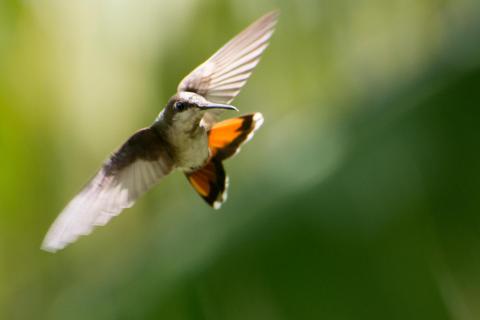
[167, 125, 210, 172]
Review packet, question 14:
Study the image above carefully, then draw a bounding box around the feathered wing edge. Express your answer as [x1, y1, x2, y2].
[177, 10, 279, 105]
[42, 128, 173, 252]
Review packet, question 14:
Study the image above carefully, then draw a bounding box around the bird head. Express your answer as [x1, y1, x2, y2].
[163, 92, 238, 129]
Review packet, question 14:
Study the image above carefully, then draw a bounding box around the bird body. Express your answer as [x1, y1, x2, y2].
[42, 11, 279, 252]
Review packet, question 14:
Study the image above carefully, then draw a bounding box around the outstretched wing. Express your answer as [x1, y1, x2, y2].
[177, 10, 279, 106]
[42, 128, 173, 252]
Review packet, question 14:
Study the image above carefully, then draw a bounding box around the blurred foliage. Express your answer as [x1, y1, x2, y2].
[1, 0, 480, 319]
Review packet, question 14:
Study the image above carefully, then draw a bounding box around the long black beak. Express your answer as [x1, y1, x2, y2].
[198, 102, 238, 111]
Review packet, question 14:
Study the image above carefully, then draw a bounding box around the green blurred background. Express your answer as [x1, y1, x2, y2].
[1, 0, 480, 319]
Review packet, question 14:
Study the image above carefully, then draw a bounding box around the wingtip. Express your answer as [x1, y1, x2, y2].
[261, 9, 281, 24]
[267, 9, 281, 19]
[41, 247, 58, 253]
[41, 232, 71, 253]
[41, 241, 61, 253]
[248, 10, 280, 32]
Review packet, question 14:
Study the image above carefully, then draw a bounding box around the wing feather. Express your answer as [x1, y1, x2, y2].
[177, 10, 279, 105]
[42, 128, 173, 252]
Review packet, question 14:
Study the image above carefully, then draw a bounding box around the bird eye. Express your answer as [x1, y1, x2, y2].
[174, 101, 188, 112]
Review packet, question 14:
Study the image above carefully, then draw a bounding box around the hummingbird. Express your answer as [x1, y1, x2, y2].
[42, 11, 279, 252]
